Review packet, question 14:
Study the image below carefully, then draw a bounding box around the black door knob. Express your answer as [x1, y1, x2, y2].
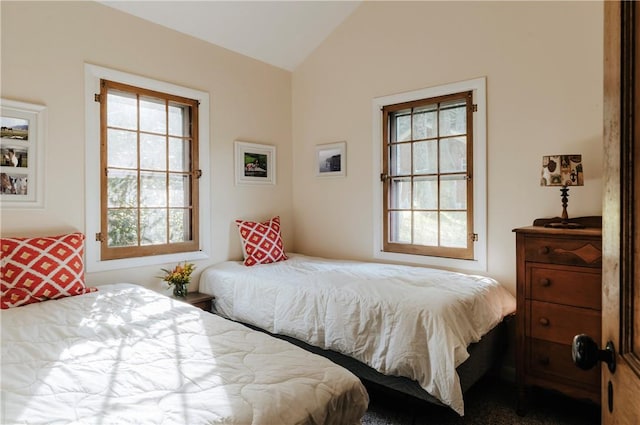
[572, 334, 616, 373]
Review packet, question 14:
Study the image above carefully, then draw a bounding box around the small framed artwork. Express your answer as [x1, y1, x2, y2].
[1, 99, 46, 208]
[316, 141, 346, 177]
[235, 140, 276, 185]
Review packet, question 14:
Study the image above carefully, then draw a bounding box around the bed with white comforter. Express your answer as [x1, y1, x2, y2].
[200, 254, 516, 416]
[1, 283, 369, 425]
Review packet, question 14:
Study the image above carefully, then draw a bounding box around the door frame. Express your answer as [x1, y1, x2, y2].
[602, 0, 640, 422]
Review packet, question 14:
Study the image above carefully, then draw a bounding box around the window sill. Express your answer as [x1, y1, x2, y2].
[85, 249, 209, 273]
[373, 250, 486, 273]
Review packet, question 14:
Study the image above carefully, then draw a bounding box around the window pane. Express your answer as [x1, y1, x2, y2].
[169, 138, 190, 172]
[107, 209, 138, 247]
[107, 169, 137, 208]
[169, 209, 191, 243]
[440, 175, 467, 210]
[414, 211, 438, 246]
[440, 137, 467, 173]
[412, 105, 437, 140]
[390, 143, 411, 176]
[394, 109, 411, 142]
[440, 211, 467, 247]
[169, 103, 190, 137]
[107, 129, 137, 169]
[413, 140, 437, 174]
[390, 177, 411, 209]
[389, 211, 411, 243]
[140, 97, 166, 133]
[381, 89, 476, 260]
[140, 208, 167, 245]
[107, 90, 137, 130]
[413, 176, 437, 209]
[439, 99, 466, 136]
[140, 134, 166, 170]
[169, 174, 189, 207]
[99, 79, 200, 261]
[140, 171, 166, 207]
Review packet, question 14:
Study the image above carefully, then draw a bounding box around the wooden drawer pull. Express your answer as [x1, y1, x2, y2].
[540, 278, 551, 287]
[539, 317, 550, 326]
[538, 246, 550, 255]
[539, 357, 550, 366]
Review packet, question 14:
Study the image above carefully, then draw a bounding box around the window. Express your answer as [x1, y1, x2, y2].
[98, 80, 200, 260]
[373, 78, 486, 271]
[383, 91, 474, 260]
[85, 64, 210, 272]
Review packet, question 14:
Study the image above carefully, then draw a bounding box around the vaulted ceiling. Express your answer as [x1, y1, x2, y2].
[99, 1, 362, 71]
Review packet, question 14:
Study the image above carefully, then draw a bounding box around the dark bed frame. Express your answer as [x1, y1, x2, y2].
[241, 315, 512, 408]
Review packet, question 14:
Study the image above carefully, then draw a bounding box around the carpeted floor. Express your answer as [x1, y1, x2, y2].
[361, 376, 600, 425]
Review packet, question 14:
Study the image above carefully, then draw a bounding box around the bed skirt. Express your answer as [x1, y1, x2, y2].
[242, 315, 512, 407]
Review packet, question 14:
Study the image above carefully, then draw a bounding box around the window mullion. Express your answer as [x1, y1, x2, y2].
[436, 102, 441, 249]
[410, 108, 414, 245]
[136, 93, 142, 248]
[165, 100, 170, 245]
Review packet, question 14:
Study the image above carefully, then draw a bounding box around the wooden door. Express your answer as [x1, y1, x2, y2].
[602, 1, 640, 423]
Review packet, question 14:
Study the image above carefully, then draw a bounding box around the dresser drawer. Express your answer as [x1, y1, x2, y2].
[528, 338, 600, 389]
[526, 300, 601, 345]
[527, 264, 601, 309]
[524, 236, 602, 267]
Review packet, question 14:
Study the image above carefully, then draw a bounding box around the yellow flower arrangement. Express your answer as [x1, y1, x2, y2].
[159, 262, 195, 297]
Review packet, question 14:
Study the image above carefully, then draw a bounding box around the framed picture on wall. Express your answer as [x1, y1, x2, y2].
[316, 141, 346, 177]
[234, 140, 276, 185]
[0, 99, 46, 208]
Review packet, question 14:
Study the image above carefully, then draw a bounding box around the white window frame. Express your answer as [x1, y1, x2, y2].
[84, 64, 210, 272]
[372, 77, 487, 272]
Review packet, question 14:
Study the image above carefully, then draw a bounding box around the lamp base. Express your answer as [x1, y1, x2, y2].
[544, 221, 586, 229]
[544, 186, 585, 229]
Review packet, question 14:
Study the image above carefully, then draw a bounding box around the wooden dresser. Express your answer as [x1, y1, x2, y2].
[513, 218, 602, 413]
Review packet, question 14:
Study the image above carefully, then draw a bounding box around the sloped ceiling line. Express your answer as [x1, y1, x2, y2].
[99, 1, 362, 71]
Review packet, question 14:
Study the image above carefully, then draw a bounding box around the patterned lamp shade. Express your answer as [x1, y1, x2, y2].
[540, 154, 585, 228]
[541, 154, 584, 187]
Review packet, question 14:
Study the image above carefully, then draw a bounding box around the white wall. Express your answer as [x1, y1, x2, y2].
[292, 1, 604, 294]
[0, 1, 293, 290]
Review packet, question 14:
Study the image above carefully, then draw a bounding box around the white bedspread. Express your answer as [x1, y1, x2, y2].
[1, 283, 368, 425]
[200, 254, 516, 415]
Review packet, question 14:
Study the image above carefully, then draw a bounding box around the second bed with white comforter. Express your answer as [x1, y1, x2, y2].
[200, 254, 516, 416]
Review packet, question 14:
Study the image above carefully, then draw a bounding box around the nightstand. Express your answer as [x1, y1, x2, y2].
[513, 216, 602, 414]
[181, 292, 215, 312]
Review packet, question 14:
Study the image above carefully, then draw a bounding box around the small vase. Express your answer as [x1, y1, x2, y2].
[173, 282, 188, 298]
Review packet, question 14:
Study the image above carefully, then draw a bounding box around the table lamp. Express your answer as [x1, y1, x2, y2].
[540, 154, 584, 229]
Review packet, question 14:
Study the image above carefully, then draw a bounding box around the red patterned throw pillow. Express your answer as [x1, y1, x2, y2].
[0, 232, 97, 309]
[235, 216, 288, 266]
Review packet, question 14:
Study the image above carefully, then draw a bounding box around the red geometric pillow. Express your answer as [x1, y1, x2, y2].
[235, 216, 288, 266]
[0, 232, 97, 309]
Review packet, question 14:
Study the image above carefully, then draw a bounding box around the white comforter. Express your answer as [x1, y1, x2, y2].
[200, 254, 516, 415]
[1, 283, 368, 425]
